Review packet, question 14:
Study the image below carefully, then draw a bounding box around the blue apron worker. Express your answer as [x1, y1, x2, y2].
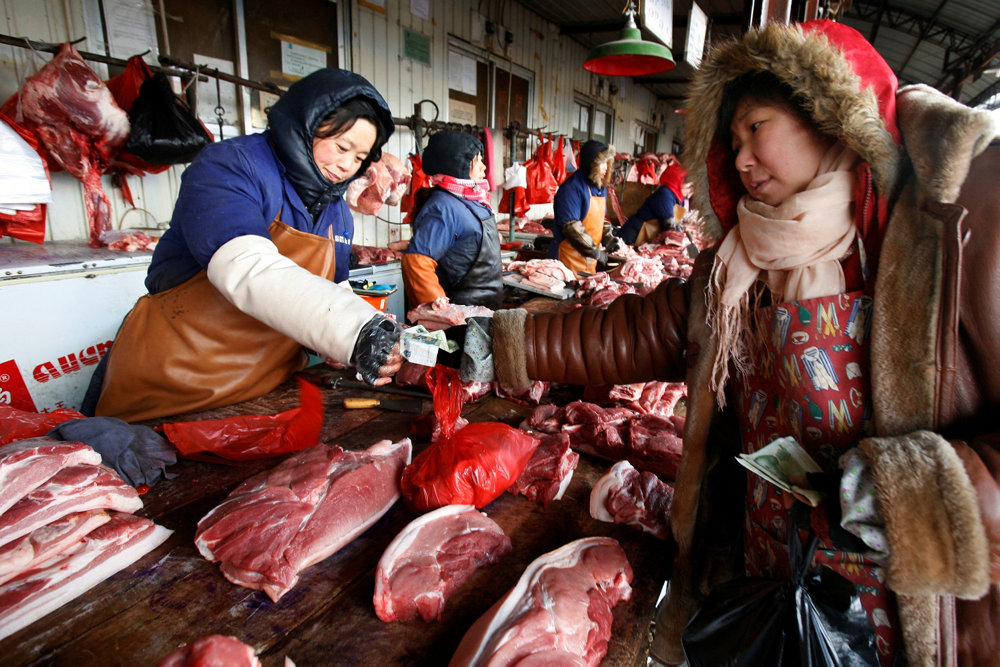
[549, 140, 620, 274]
[401, 130, 503, 310]
[83, 68, 404, 423]
[616, 161, 688, 246]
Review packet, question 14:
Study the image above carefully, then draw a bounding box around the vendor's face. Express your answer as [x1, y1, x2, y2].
[729, 98, 833, 207]
[469, 153, 486, 180]
[312, 118, 378, 183]
[594, 160, 609, 183]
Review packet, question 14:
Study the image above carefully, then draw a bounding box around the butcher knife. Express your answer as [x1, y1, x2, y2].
[343, 397, 425, 414]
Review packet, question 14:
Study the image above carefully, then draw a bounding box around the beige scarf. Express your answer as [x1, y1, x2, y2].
[707, 143, 859, 404]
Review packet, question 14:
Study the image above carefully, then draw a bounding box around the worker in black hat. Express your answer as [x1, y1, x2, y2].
[549, 139, 619, 273]
[401, 130, 503, 311]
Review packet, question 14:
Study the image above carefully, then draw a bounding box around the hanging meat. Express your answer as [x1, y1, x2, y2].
[16, 44, 130, 247]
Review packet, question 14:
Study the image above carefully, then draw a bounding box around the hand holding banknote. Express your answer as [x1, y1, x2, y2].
[736, 436, 825, 506]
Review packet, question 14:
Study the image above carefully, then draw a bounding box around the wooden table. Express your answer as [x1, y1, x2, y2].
[2, 367, 672, 666]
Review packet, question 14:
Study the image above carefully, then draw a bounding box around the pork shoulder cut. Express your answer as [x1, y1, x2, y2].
[449, 536, 633, 666]
[374, 504, 511, 622]
[195, 439, 412, 601]
[156, 634, 261, 667]
[590, 460, 674, 540]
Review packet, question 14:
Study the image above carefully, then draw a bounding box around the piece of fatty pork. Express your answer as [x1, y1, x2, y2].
[374, 504, 511, 622]
[195, 440, 412, 601]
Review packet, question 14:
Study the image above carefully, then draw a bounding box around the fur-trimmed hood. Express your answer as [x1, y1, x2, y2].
[682, 20, 902, 240]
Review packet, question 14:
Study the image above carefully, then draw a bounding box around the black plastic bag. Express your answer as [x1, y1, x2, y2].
[124, 72, 213, 165]
[681, 525, 878, 666]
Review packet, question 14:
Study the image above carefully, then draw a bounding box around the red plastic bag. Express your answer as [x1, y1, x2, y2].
[400, 366, 540, 510]
[0, 405, 86, 446]
[498, 185, 529, 217]
[0, 112, 51, 243]
[401, 153, 429, 224]
[160, 378, 323, 461]
[524, 156, 558, 205]
[550, 135, 568, 185]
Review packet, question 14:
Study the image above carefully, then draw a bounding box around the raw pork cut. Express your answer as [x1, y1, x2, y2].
[507, 433, 579, 505]
[157, 635, 261, 667]
[374, 504, 511, 622]
[0, 464, 142, 548]
[0, 510, 110, 585]
[0, 511, 171, 641]
[0, 438, 102, 514]
[407, 296, 494, 330]
[16, 43, 130, 247]
[590, 460, 674, 540]
[449, 537, 633, 666]
[195, 439, 412, 601]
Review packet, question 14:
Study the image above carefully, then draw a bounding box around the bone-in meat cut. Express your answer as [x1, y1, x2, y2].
[449, 537, 633, 666]
[195, 439, 412, 601]
[156, 634, 261, 667]
[0, 511, 171, 641]
[590, 460, 674, 540]
[506, 432, 579, 505]
[374, 504, 511, 622]
[0, 438, 102, 515]
[0, 464, 142, 548]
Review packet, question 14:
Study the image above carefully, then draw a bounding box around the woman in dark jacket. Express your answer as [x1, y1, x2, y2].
[87, 68, 403, 423]
[488, 21, 1000, 666]
[401, 130, 503, 310]
[549, 139, 619, 273]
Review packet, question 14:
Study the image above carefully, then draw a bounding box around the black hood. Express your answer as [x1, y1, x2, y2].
[421, 130, 483, 178]
[268, 68, 394, 216]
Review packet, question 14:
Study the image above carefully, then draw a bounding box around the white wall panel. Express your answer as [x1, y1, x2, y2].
[1, 0, 681, 248]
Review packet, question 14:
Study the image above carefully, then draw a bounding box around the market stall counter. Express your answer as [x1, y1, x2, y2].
[1, 365, 671, 666]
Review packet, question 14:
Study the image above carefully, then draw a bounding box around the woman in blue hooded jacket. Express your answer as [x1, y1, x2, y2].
[85, 68, 403, 423]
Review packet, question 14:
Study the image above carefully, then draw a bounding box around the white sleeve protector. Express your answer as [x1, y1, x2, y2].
[207, 234, 379, 364]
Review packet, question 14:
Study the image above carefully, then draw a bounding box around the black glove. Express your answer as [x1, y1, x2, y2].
[603, 233, 621, 254]
[594, 248, 610, 270]
[350, 314, 403, 384]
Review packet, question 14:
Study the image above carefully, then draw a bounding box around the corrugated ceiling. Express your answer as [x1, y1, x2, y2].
[517, 0, 1000, 110]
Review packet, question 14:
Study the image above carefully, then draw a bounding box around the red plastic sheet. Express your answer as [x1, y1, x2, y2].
[160, 378, 323, 461]
[0, 405, 86, 446]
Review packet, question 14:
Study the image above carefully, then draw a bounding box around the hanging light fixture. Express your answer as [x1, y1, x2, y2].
[583, 1, 675, 77]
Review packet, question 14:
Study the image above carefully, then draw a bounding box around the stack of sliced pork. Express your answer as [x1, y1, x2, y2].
[0, 437, 172, 640]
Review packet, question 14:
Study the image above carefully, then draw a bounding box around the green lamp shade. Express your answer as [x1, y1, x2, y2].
[583, 21, 675, 76]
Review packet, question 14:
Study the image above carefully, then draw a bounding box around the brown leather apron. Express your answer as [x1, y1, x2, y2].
[558, 194, 606, 274]
[96, 219, 336, 422]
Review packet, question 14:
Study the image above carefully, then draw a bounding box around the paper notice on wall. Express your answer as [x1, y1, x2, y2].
[449, 99, 476, 125]
[102, 0, 159, 64]
[281, 40, 328, 78]
[448, 50, 478, 95]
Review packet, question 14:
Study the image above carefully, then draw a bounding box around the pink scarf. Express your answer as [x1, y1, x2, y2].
[706, 143, 859, 404]
[429, 174, 492, 204]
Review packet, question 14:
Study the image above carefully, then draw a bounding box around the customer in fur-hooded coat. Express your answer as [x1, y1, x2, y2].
[488, 20, 1000, 666]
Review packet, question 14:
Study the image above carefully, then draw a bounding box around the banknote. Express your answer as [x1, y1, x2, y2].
[736, 436, 824, 506]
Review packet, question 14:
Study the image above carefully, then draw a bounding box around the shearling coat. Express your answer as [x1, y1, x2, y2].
[491, 21, 1000, 666]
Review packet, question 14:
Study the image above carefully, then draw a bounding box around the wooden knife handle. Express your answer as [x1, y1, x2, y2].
[344, 398, 379, 409]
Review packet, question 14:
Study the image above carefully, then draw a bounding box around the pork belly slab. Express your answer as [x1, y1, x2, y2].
[0, 510, 111, 585]
[590, 460, 674, 540]
[0, 463, 142, 549]
[374, 504, 511, 622]
[0, 512, 171, 641]
[0, 438, 103, 515]
[196, 439, 412, 601]
[449, 537, 633, 666]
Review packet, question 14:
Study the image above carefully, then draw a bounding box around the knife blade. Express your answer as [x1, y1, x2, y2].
[296, 371, 432, 398]
[343, 397, 426, 414]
